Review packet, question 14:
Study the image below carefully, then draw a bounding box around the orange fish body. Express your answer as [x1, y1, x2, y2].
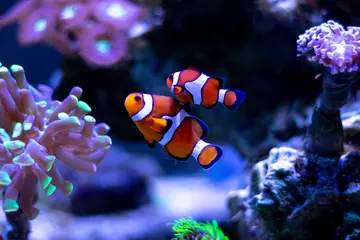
[125, 93, 223, 169]
[166, 67, 246, 110]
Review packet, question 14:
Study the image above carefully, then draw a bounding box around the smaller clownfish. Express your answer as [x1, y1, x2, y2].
[166, 67, 246, 110]
[125, 93, 223, 169]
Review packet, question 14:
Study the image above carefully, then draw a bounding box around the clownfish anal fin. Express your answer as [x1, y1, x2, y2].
[147, 140, 156, 149]
[150, 117, 172, 133]
[166, 149, 190, 161]
[211, 77, 224, 88]
[186, 116, 209, 139]
[144, 135, 156, 149]
[180, 102, 191, 112]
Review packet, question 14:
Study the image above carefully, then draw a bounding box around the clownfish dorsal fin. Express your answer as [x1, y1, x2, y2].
[187, 66, 200, 72]
[211, 76, 224, 88]
[187, 115, 209, 139]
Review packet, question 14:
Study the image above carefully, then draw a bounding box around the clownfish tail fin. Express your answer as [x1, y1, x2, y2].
[192, 140, 223, 170]
[218, 89, 246, 110]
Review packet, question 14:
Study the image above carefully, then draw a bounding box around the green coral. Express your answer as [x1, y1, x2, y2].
[169, 217, 229, 240]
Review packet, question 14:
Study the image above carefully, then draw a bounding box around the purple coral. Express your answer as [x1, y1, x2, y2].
[0, 64, 112, 220]
[297, 20, 360, 74]
[0, 0, 163, 66]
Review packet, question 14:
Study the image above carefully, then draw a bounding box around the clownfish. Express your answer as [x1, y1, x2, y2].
[124, 93, 223, 169]
[166, 67, 246, 110]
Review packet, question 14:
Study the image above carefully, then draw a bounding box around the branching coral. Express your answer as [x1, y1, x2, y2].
[0, 0, 164, 66]
[0, 64, 111, 220]
[169, 217, 229, 240]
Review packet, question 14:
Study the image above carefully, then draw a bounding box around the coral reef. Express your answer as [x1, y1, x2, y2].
[0, 0, 163, 66]
[169, 217, 229, 240]
[227, 20, 360, 240]
[227, 143, 360, 239]
[0, 64, 111, 238]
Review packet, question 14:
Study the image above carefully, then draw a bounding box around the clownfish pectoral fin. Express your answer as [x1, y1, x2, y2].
[211, 77, 224, 88]
[150, 117, 173, 134]
[192, 140, 223, 170]
[218, 89, 246, 111]
[186, 116, 209, 139]
[144, 136, 156, 149]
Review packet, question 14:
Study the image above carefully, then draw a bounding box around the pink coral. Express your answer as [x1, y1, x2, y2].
[92, 0, 146, 30]
[297, 20, 360, 74]
[77, 24, 129, 66]
[0, 64, 112, 220]
[0, 0, 164, 66]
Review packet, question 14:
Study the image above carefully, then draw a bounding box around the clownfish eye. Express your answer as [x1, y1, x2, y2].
[173, 85, 184, 94]
[134, 96, 141, 102]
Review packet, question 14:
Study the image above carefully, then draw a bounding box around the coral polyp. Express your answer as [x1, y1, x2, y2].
[0, 64, 112, 220]
[0, 0, 164, 66]
[297, 20, 360, 74]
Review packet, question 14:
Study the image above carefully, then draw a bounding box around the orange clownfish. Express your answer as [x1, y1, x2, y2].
[166, 67, 246, 110]
[124, 92, 223, 169]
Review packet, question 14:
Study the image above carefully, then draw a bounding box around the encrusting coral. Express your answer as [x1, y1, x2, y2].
[0, 0, 163, 66]
[227, 20, 360, 240]
[0, 63, 112, 222]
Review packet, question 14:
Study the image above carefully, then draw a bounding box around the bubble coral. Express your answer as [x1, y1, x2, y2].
[0, 64, 112, 220]
[297, 20, 360, 74]
[0, 0, 164, 66]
